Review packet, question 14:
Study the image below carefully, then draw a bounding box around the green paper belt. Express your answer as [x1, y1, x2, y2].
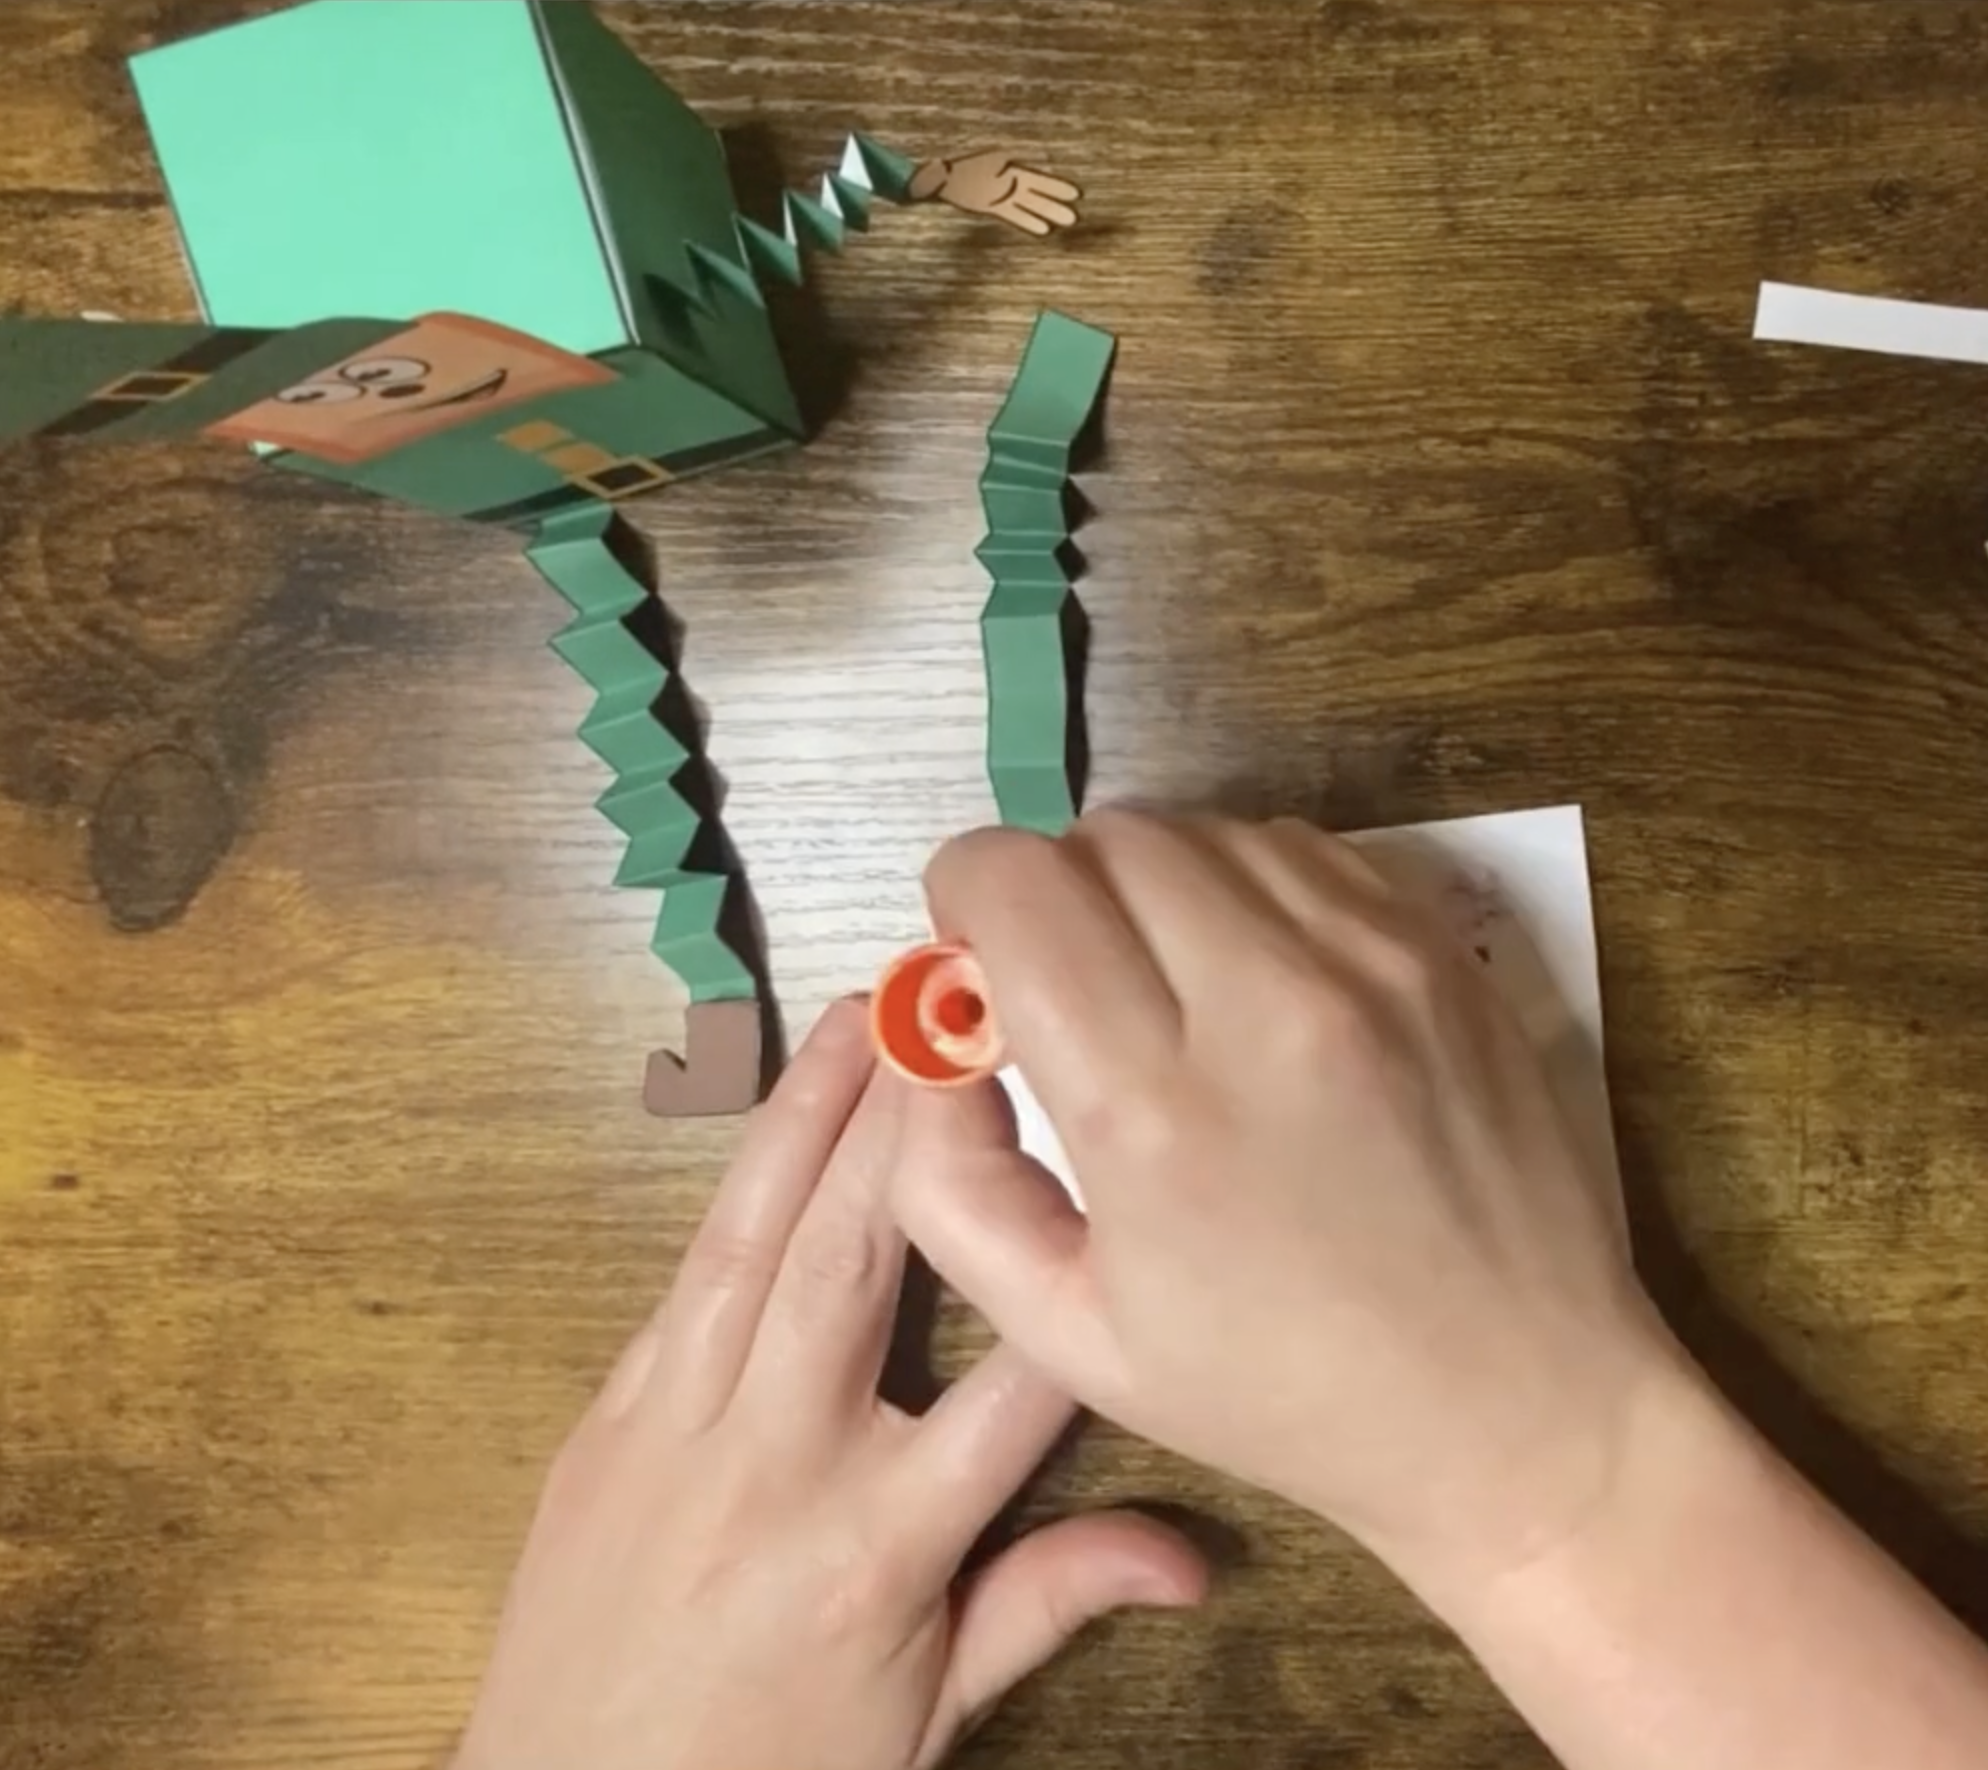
[979, 310, 1117, 835]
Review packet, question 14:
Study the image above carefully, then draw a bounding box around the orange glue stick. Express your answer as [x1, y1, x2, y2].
[871, 941, 1005, 1087]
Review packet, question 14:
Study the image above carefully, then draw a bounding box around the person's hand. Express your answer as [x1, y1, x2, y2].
[452, 998, 1204, 1770]
[909, 151, 1081, 236]
[891, 812, 1702, 1606]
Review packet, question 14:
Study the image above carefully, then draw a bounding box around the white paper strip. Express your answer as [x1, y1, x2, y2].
[1000, 1062, 1081, 1210]
[1755, 282, 1988, 368]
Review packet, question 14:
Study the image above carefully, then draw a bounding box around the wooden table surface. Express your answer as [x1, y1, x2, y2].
[7, 1, 1988, 1765]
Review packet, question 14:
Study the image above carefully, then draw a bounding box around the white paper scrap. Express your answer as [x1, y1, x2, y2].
[1755, 282, 1988, 368]
[1002, 804, 1617, 1211]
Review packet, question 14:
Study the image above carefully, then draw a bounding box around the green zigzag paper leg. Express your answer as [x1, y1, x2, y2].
[524, 506, 757, 1007]
[979, 311, 1119, 836]
[984, 581, 1078, 834]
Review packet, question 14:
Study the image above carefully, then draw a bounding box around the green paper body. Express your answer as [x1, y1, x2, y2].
[527, 507, 755, 1004]
[979, 310, 1117, 837]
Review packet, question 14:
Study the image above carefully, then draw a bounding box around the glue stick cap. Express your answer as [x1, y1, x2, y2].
[871, 941, 1006, 1087]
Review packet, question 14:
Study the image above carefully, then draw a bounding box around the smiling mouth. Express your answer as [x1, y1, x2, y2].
[390, 368, 511, 415]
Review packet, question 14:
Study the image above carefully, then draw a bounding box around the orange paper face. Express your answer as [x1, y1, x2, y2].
[206, 313, 618, 464]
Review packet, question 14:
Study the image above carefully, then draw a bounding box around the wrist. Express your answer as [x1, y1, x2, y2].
[1404, 1343, 1988, 1770]
[1418, 1345, 1754, 1636]
[1350, 1325, 1735, 1623]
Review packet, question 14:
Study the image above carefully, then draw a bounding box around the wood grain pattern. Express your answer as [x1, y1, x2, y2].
[7, 1, 1988, 1765]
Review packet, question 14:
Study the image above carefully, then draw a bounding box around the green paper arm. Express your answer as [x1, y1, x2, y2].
[525, 506, 756, 1005]
[979, 310, 1117, 837]
[682, 133, 918, 311]
[689, 131, 1078, 312]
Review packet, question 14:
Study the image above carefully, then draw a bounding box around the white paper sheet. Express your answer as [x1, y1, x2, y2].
[1001, 804, 1617, 1208]
[1754, 282, 1988, 368]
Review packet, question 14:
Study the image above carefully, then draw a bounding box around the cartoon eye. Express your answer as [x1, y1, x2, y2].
[275, 380, 364, 406]
[338, 356, 429, 390]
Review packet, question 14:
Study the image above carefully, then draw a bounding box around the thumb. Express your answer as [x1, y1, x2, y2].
[892, 1079, 1104, 1385]
[918, 1512, 1208, 1768]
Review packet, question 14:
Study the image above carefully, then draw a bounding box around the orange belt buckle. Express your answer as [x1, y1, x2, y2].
[872, 941, 1006, 1086]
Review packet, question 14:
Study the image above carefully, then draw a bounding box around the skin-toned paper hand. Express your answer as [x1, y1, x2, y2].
[453, 998, 1203, 1770]
[911, 150, 1082, 237]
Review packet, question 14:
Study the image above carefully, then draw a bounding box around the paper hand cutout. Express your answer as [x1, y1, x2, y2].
[911, 150, 1081, 237]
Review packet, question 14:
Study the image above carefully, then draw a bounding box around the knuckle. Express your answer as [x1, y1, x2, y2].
[1179, 811, 1257, 869]
[1363, 920, 1452, 1014]
[927, 825, 1059, 900]
[1271, 815, 1387, 890]
[1323, 829, 1388, 884]
[806, 1532, 905, 1642]
[790, 1218, 885, 1297]
[777, 1063, 855, 1124]
[684, 1229, 776, 1297]
[1062, 1084, 1179, 1165]
[1273, 972, 1389, 1073]
[1075, 802, 1160, 852]
[1339, 846, 1393, 893]
[1263, 814, 1318, 859]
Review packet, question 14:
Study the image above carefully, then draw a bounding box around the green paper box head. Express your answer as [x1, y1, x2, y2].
[135, 1, 636, 356]
[129, 0, 803, 433]
[0, 0, 902, 521]
[0, 0, 972, 527]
